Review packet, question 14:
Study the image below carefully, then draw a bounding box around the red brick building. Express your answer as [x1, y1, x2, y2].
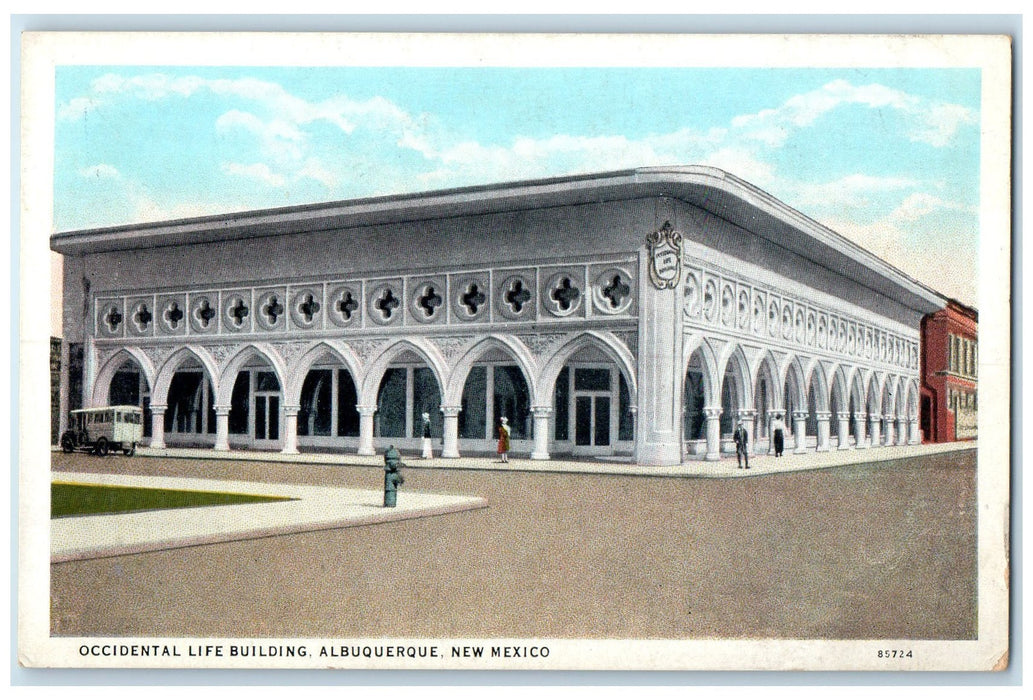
[920, 300, 978, 442]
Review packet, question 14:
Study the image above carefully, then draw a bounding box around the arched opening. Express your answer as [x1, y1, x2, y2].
[783, 362, 805, 448]
[753, 355, 778, 450]
[457, 347, 533, 454]
[297, 359, 361, 448]
[806, 380, 820, 440]
[106, 358, 153, 438]
[720, 365, 740, 438]
[682, 346, 713, 457]
[550, 345, 634, 457]
[373, 349, 442, 449]
[164, 362, 217, 446]
[226, 358, 283, 448]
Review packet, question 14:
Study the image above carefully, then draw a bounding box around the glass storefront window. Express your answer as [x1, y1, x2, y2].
[298, 369, 332, 436]
[376, 368, 407, 437]
[412, 367, 442, 438]
[459, 366, 487, 439]
[337, 370, 360, 437]
[229, 372, 249, 434]
[554, 366, 569, 441]
[574, 367, 610, 392]
[493, 365, 530, 440]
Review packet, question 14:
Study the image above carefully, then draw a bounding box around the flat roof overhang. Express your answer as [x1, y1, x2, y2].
[50, 165, 949, 315]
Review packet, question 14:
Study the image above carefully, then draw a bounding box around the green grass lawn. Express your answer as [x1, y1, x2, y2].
[52, 482, 293, 518]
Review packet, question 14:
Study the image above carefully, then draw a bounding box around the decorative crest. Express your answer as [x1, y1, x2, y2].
[646, 220, 683, 289]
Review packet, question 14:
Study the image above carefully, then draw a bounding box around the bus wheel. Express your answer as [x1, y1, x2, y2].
[95, 438, 108, 457]
[123, 442, 136, 457]
[60, 434, 75, 453]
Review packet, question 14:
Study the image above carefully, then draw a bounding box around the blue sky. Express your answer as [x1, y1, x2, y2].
[54, 65, 982, 305]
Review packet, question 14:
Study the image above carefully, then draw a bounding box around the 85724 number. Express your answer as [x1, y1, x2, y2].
[877, 649, 913, 658]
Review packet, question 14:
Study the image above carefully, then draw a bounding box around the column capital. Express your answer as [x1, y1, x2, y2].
[815, 411, 832, 421]
[530, 406, 553, 417]
[736, 409, 757, 420]
[836, 412, 852, 422]
[702, 406, 722, 419]
[853, 412, 868, 420]
[792, 410, 809, 421]
[214, 404, 232, 415]
[356, 404, 377, 416]
[440, 405, 462, 418]
[149, 403, 168, 411]
[283, 404, 300, 416]
[766, 408, 784, 418]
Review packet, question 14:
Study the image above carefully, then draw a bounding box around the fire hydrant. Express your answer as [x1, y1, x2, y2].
[383, 445, 406, 508]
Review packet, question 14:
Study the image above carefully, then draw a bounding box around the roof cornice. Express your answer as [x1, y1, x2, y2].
[50, 165, 949, 314]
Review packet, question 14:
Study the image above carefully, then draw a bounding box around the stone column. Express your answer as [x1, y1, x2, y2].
[357, 404, 377, 456]
[530, 406, 552, 460]
[909, 418, 921, 444]
[214, 405, 231, 451]
[149, 404, 167, 449]
[896, 417, 908, 446]
[441, 405, 461, 459]
[281, 404, 299, 455]
[816, 411, 832, 452]
[703, 406, 722, 461]
[792, 410, 809, 453]
[634, 241, 684, 466]
[869, 413, 882, 447]
[853, 412, 868, 449]
[737, 409, 757, 453]
[836, 411, 852, 450]
[883, 415, 895, 447]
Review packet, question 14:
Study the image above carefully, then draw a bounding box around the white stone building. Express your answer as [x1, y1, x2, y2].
[52, 166, 946, 465]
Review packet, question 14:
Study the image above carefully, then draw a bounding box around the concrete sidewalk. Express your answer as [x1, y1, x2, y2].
[51, 471, 487, 563]
[126, 440, 974, 478]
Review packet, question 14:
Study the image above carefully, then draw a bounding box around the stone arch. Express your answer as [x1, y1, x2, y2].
[284, 340, 362, 408]
[848, 367, 868, 407]
[214, 342, 287, 406]
[881, 373, 898, 419]
[803, 358, 831, 413]
[152, 345, 221, 407]
[828, 363, 850, 420]
[717, 344, 754, 410]
[907, 378, 921, 419]
[359, 337, 449, 407]
[91, 347, 156, 407]
[895, 376, 909, 419]
[752, 349, 782, 440]
[444, 334, 540, 407]
[538, 331, 637, 407]
[781, 354, 807, 411]
[683, 335, 721, 408]
[717, 344, 753, 436]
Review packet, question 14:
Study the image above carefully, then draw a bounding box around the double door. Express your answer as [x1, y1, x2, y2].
[571, 366, 614, 456]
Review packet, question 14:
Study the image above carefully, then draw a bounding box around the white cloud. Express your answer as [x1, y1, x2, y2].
[78, 163, 120, 180]
[221, 162, 287, 188]
[297, 158, 338, 188]
[786, 173, 918, 210]
[730, 79, 976, 149]
[57, 96, 100, 121]
[888, 191, 976, 223]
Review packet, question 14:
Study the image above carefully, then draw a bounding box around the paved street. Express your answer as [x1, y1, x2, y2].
[50, 448, 976, 640]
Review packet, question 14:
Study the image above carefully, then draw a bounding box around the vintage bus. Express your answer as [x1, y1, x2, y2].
[60, 406, 144, 456]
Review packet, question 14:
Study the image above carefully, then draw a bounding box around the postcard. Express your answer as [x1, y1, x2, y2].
[18, 31, 1011, 672]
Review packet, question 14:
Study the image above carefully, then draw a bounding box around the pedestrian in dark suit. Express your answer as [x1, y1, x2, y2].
[772, 414, 786, 457]
[734, 421, 750, 469]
